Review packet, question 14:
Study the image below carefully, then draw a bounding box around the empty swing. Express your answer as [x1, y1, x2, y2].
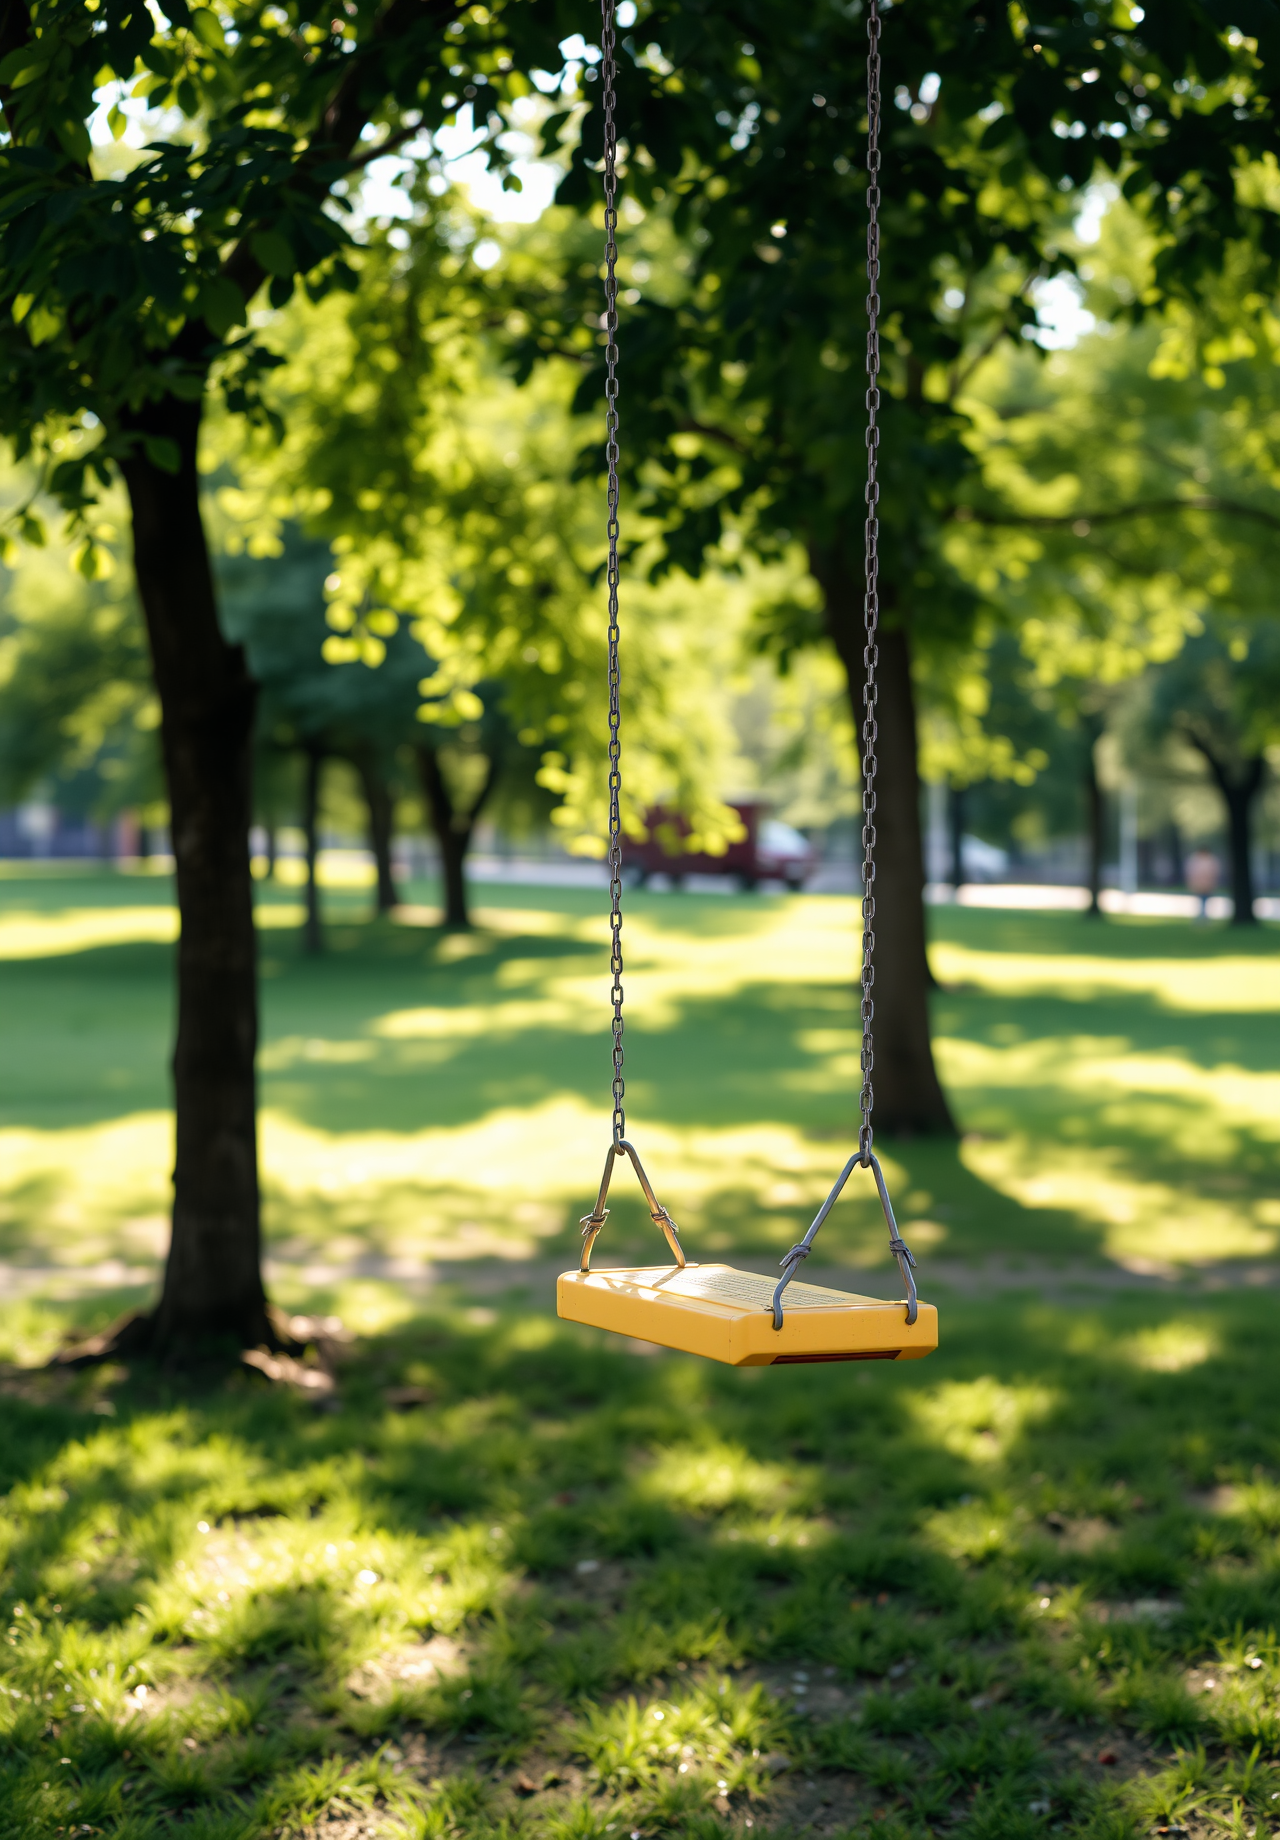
[557, 0, 937, 1368]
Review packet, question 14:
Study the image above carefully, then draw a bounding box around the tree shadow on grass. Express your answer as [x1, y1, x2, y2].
[0, 941, 174, 1128]
[2, 1291, 1280, 1836]
[4, 901, 1277, 1285]
[930, 904, 1280, 964]
[3, 888, 1275, 1140]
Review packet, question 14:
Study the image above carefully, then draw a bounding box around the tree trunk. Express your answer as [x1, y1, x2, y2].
[415, 744, 500, 930]
[118, 396, 271, 1357]
[1194, 744, 1265, 925]
[948, 785, 965, 894]
[355, 749, 399, 915]
[303, 742, 324, 953]
[1166, 821, 1184, 889]
[1083, 739, 1104, 918]
[815, 553, 955, 1137]
[265, 825, 277, 880]
[1223, 780, 1260, 924]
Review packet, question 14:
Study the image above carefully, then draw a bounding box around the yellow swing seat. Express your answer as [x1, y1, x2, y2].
[558, 1140, 937, 1368]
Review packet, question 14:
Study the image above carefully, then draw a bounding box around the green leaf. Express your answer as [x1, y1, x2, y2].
[141, 435, 181, 473]
[250, 230, 296, 277]
[54, 119, 92, 163]
[140, 42, 177, 78]
[72, 539, 112, 581]
[9, 60, 50, 90]
[108, 103, 128, 141]
[0, 46, 47, 84]
[27, 304, 61, 346]
[190, 6, 226, 50]
[196, 276, 246, 337]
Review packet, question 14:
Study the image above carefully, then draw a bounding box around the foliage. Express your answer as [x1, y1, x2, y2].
[215, 516, 423, 758]
[951, 257, 1280, 695]
[1128, 624, 1280, 775]
[213, 216, 782, 853]
[943, 195, 1280, 875]
[0, 0, 589, 516]
[510, 0, 1280, 651]
[0, 475, 157, 819]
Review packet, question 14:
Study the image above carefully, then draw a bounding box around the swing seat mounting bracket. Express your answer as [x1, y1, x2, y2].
[771, 1150, 919, 1330]
[579, 1140, 686, 1272]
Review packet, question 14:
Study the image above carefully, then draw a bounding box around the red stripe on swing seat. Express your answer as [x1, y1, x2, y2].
[771, 1349, 902, 1364]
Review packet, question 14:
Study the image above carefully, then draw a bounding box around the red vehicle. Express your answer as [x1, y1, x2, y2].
[623, 801, 819, 892]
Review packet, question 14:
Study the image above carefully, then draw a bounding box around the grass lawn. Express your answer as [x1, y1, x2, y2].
[0, 866, 1278, 1840]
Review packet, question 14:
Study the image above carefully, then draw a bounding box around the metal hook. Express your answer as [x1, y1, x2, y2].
[579, 1138, 686, 1272]
[770, 1149, 917, 1330]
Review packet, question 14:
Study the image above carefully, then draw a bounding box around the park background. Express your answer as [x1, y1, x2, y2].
[1, 6, 1280, 1840]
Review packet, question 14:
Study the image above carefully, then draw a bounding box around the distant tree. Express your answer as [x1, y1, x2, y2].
[216, 512, 578, 933]
[217, 524, 413, 942]
[0, 516, 159, 833]
[952, 200, 1280, 922]
[1129, 625, 1280, 923]
[515, 0, 1280, 1137]
[414, 692, 523, 930]
[0, 0, 589, 1358]
[220, 214, 748, 893]
[915, 629, 1051, 891]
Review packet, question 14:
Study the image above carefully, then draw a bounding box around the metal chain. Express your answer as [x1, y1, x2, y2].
[601, 0, 625, 1144]
[771, 2, 918, 1329]
[597, 0, 878, 1164]
[858, 0, 882, 1163]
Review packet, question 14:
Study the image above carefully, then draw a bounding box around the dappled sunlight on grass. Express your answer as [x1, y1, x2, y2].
[0, 904, 180, 957]
[1117, 1321, 1220, 1372]
[636, 1444, 795, 1518]
[0, 1113, 173, 1270]
[957, 1134, 1279, 1266]
[0, 1102, 935, 1292]
[932, 938, 1280, 1012]
[1, 870, 1278, 1307]
[907, 1377, 1060, 1466]
[0, 899, 309, 959]
[2, 1293, 1280, 1836]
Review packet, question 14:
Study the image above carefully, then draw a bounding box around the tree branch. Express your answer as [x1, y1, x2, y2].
[219, 0, 463, 312]
[946, 274, 1037, 406]
[0, 0, 92, 179]
[416, 739, 456, 835]
[1182, 723, 1230, 794]
[946, 319, 1009, 405]
[675, 417, 749, 455]
[955, 494, 1280, 534]
[467, 746, 502, 832]
[1180, 724, 1267, 801]
[343, 119, 424, 172]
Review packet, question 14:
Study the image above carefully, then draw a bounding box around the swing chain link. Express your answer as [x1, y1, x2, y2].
[588, 0, 915, 1327]
[601, 0, 625, 1146]
[859, 0, 882, 1164]
[771, 0, 920, 1331]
